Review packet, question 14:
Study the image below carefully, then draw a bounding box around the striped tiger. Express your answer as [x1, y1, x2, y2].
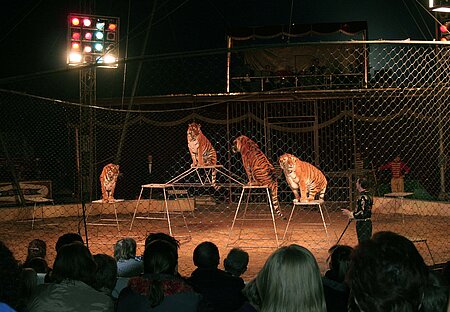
[279, 153, 327, 203]
[100, 163, 120, 203]
[187, 122, 218, 188]
[232, 135, 283, 218]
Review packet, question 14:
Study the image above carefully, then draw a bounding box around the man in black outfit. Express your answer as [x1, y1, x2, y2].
[187, 241, 246, 312]
[341, 178, 373, 243]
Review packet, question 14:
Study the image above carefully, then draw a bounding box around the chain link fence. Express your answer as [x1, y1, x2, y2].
[0, 41, 449, 278]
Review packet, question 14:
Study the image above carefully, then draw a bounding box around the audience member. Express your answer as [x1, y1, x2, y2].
[0, 241, 24, 311]
[117, 240, 200, 311]
[55, 232, 84, 252]
[322, 245, 353, 312]
[27, 242, 114, 312]
[347, 231, 448, 312]
[19, 268, 37, 303]
[114, 238, 143, 277]
[23, 239, 46, 266]
[187, 241, 245, 312]
[145, 232, 181, 275]
[240, 244, 326, 312]
[93, 254, 118, 298]
[223, 247, 249, 278]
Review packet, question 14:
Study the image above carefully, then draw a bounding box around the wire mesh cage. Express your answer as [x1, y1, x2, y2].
[0, 41, 449, 278]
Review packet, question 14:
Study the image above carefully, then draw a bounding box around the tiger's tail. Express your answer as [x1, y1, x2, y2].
[268, 180, 284, 219]
[211, 168, 220, 190]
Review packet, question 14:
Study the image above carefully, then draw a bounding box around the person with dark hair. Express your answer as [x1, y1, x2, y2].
[0, 241, 24, 311]
[239, 244, 326, 312]
[93, 254, 118, 298]
[187, 241, 246, 312]
[55, 232, 84, 252]
[322, 245, 353, 312]
[116, 240, 200, 311]
[145, 232, 180, 253]
[27, 242, 114, 312]
[223, 247, 249, 278]
[114, 238, 143, 278]
[341, 178, 373, 243]
[24, 239, 46, 265]
[347, 231, 449, 312]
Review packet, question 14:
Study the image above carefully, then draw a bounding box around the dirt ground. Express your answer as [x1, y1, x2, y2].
[1, 204, 448, 280]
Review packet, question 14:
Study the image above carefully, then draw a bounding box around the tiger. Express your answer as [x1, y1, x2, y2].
[187, 122, 218, 188]
[100, 163, 120, 203]
[278, 153, 327, 203]
[232, 135, 284, 218]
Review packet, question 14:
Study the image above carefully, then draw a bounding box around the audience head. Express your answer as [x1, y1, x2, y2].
[0, 241, 23, 310]
[253, 244, 326, 312]
[348, 231, 433, 312]
[52, 242, 96, 287]
[143, 240, 179, 308]
[224, 248, 249, 277]
[145, 232, 180, 255]
[26, 239, 46, 262]
[114, 238, 137, 261]
[326, 244, 353, 282]
[24, 257, 49, 274]
[193, 241, 220, 269]
[93, 254, 118, 294]
[143, 240, 178, 275]
[55, 233, 84, 252]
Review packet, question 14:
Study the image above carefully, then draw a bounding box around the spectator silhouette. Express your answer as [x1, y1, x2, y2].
[348, 231, 448, 312]
[114, 238, 143, 278]
[27, 242, 114, 312]
[117, 239, 200, 312]
[23, 239, 46, 266]
[322, 245, 353, 312]
[55, 232, 84, 252]
[0, 241, 25, 311]
[223, 247, 249, 278]
[240, 244, 326, 312]
[187, 241, 245, 312]
[93, 254, 118, 298]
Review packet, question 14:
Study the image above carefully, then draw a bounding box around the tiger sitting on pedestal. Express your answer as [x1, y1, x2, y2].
[232, 135, 284, 218]
[279, 153, 327, 203]
[100, 163, 120, 203]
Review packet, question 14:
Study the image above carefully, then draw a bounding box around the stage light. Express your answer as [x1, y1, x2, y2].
[69, 52, 82, 63]
[72, 18, 80, 26]
[83, 18, 91, 27]
[95, 31, 104, 40]
[94, 43, 103, 51]
[430, 0, 450, 12]
[67, 13, 119, 68]
[96, 22, 105, 30]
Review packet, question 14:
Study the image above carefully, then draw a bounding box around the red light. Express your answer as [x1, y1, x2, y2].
[72, 42, 80, 49]
[72, 18, 80, 26]
[84, 32, 92, 40]
[72, 32, 80, 40]
[440, 25, 448, 33]
[108, 23, 117, 31]
[83, 18, 91, 27]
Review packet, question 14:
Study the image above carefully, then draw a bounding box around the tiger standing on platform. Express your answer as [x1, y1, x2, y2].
[341, 178, 372, 243]
[378, 156, 410, 193]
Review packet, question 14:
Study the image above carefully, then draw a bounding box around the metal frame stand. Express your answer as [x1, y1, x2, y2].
[30, 197, 54, 229]
[86, 199, 124, 231]
[282, 200, 330, 240]
[227, 185, 279, 248]
[129, 183, 190, 238]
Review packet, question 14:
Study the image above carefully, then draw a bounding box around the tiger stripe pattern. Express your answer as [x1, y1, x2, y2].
[187, 122, 218, 188]
[100, 163, 120, 203]
[279, 153, 327, 203]
[232, 135, 283, 218]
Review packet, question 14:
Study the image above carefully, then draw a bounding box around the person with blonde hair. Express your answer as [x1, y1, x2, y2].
[241, 244, 326, 312]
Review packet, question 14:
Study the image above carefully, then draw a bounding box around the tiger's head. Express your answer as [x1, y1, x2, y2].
[279, 153, 297, 173]
[187, 122, 202, 140]
[104, 164, 120, 181]
[232, 135, 249, 154]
